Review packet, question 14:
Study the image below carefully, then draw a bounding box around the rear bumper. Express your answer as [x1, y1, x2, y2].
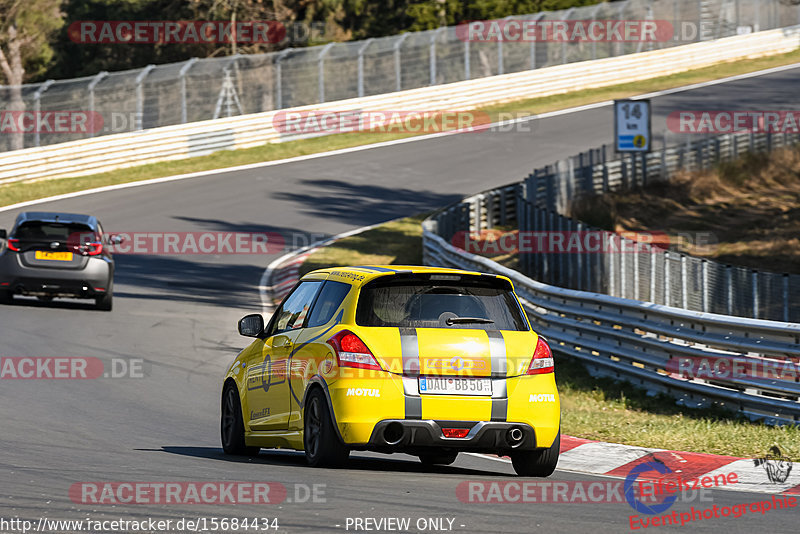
[366, 419, 537, 453]
[0, 254, 111, 298]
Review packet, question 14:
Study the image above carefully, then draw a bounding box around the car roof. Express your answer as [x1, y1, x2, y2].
[301, 265, 515, 289]
[14, 212, 98, 229]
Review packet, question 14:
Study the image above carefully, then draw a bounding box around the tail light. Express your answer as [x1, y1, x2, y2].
[7, 238, 20, 252]
[442, 428, 470, 438]
[327, 330, 382, 370]
[527, 337, 554, 375]
[82, 241, 103, 256]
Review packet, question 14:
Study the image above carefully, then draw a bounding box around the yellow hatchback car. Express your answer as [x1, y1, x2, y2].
[221, 266, 560, 476]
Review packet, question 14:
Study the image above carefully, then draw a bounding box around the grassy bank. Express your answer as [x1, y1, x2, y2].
[3, 49, 800, 208]
[300, 215, 800, 460]
[572, 144, 800, 274]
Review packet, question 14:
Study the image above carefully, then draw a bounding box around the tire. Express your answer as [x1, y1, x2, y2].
[95, 290, 112, 311]
[511, 430, 560, 477]
[220, 382, 260, 456]
[0, 289, 12, 305]
[303, 388, 349, 467]
[419, 452, 458, 466]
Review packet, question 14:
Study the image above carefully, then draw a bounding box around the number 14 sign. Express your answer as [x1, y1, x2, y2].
[614, 99, 651, 152]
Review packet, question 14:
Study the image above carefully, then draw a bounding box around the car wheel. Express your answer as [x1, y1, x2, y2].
[511, 430, 560, 477]
[220, 383, 260, 456]
[303, 388, 349, 467]
[95, 290, 112, 311]
[418, 452, 458, 466]
[0, 289, 12, 305]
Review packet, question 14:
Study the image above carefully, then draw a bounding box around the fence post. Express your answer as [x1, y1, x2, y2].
[783, 274, 789, 322]
[134, 65, 155, 131]
[464, 36, 471, 79]
[357, 38, 374, 98]
[664, 251, 671, 306]
[275, 48, 293, 109]
[530, 13, 545, 69]
[87, 72, 108, 137]
[394, 33, 410, 92]
[752, 270, 758, 319]
[430, 27, 446, 85]
[318, 43, 335, 103]
[562, 8, 575, 64]
[726, 265, 733, 315]
[650, 249, 657, 302]
[680, 255, 688, 309]
[32, 80, 55, 147]
[178, 58, 197, 123]
[620, 236, 627, 299]
[701, 259, 708, 312]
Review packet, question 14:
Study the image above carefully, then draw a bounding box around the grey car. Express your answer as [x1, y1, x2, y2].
[0, 212, 122, 311]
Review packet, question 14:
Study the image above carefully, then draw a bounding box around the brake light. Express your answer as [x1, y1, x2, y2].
[84, 241, 103, 256]
[442, 428, 470, 438]
[327, 330, 382, 370]
[7, 238, 20, 252]
[527, 337, 554, 375]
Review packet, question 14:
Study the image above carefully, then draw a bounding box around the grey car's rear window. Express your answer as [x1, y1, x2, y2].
[14, 222, 95, 243]
[355, 276, 528, 331]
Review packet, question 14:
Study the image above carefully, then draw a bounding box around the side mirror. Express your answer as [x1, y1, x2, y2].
[0, 229, 6, 239]
[107, 234, 124, 245]
[238, 314, 264, 337]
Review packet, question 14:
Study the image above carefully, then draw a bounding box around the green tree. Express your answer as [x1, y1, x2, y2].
[0, 0, 64, 150]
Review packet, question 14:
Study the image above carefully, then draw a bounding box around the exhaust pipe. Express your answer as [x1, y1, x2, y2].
[506, 427, 524, 446]
[383, 422, 405, 446]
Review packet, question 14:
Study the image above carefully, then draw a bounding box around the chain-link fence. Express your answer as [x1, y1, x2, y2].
[2, 0, 797, 152]
[432, 130, 800, 322]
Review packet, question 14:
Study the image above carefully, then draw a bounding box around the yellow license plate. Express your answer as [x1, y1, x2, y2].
[34, 251, 73, 261]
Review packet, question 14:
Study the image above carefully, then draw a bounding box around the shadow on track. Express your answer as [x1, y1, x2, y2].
[141, 446, 513, 477]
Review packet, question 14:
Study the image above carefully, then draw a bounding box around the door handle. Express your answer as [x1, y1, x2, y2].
[282, 339, 293, 348]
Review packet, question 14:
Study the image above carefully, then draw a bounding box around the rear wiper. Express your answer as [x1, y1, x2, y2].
[445, 317, 494, 325]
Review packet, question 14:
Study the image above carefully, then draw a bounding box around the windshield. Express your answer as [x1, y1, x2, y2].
[356, 276, 529, 331]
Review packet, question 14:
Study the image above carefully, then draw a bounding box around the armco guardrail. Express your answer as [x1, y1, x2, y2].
[2, 25, 799, 184]
[423, 218, 800, 425]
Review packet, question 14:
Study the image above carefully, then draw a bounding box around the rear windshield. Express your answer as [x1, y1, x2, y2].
[356, 276, 529, 331]
[14, 222, 96, 244]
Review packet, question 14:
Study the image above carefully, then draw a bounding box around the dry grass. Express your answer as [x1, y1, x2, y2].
[571, 145, 800, 274]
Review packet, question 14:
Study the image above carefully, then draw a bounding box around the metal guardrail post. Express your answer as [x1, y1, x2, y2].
[318, 43, 335, 103]
[135, 65, 155, 131]
[87, 72, 108, 138]
[393, 33, 410, 92]
[32, 80, 55, 147]
[275, 48, 293, 109]
[179, 58, 198, 124]
[357, 38, 375, 98]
